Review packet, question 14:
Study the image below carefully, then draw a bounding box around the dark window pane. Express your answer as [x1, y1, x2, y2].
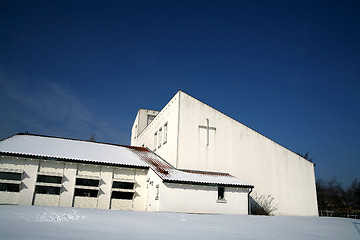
[218, 187, 225, 200]
[0, 172, 22, 181]
[76, 178, 99, 187]
[74, 188, 98, 197]
[37, 175, 62, 184]
[111, 191, 133, 199]
[0, 183, 20, 192]
[35, 185, 61, 195]
[147, 115, 156, 125]
[112, 181, 134, 189]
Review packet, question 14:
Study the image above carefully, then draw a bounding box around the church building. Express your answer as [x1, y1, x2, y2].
[131, 91, 318, 216]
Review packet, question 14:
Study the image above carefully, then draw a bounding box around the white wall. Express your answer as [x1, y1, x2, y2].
[131, 109, 160, 141]
[0, 156, 149, 211]
[0, 156, 27, 205]
[1, 155, 251, 215]
[159, 182, 249, 214]
[18, 158, 38, 205]
[98, 166, 112, 209]
[131, 92, 181, 167]
[145, 170, 162, 212]
[131, 91, 318, 216]
[132, 168, 148, 211]
[144, 169, 250, 215]
[60, 162, 77, 207]
[176, 92, 318, 216]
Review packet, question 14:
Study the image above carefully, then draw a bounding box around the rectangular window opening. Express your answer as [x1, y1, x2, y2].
[218, 187, 225, 200]
[37, 175, 62, 184]
[111, 191, 133, 200]
[0, 172, 22, 181]
[112, 181, 134, 189]
[163, 122, 168, 144]
[147, 115, 156, 125]
[0, 183, 20, 192]
[75, 178, 99, 187]
[158, 128, 162, 148]
[74, 188, 98, 197]
[35, 185, 61, 195]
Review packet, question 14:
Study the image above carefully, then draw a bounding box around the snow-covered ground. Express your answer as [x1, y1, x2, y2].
[0, 205, 359, 240]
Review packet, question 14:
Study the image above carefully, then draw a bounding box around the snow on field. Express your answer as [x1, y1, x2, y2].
[0, 205, 359, 240]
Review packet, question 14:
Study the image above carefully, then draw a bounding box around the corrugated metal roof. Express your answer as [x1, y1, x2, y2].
[130, 148, 253, 187]
[0, 134, 149, 168]
[0, 133, 253, 187]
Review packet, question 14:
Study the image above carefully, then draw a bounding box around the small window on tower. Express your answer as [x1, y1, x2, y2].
[158, 128, 162, 148]
[163, 122, 168, 144]
[154, 132, 158, 150]
[147, 115, 156, 125]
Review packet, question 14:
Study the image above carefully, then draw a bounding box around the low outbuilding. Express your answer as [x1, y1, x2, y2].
[0, 133, 253, 214]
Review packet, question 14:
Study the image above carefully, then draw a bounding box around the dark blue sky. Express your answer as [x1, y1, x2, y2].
[0, 0, 359, 185]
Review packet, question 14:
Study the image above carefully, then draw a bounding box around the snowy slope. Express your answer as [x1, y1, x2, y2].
[0, 205, 359, 240]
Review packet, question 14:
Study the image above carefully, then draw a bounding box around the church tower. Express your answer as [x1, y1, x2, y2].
[131, 90, 318, 216]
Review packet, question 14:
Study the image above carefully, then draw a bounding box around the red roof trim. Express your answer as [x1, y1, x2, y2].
[180, 169, 231, 176]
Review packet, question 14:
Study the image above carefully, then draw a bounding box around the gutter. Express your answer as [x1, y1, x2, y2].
[248, 187, 254, 215]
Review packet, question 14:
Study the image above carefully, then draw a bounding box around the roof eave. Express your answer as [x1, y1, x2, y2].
[162, 179, 254, 188]
[0, 152, 149, 170]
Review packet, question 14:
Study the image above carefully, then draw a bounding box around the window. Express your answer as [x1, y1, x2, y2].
[147, 115, 156, 125]
[37, 175, 62, 184]
[35, 174, 62, 195]
[111, 191, 133, 200]
[74, 188, 98, 197]
[0, 183, 20, 192]
[111, 181, 135, 200]
[35, 185, 61, 195]
[158, 128, 162, 148]
[154, 132, 158, 150]
[163, 122, 168, 144]
[218, 187, 225, 200]
[74, 177, 99, 198]
[112, 181, 134, 189]
[0, 171, 22, 192]
[76, 178, 99, 187]
[0, 172, 22, 181]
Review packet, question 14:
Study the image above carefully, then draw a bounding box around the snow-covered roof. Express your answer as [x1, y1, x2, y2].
[0, 134, 149, 168]
[130, 148, 253, 187]
[0, 133, 253, 187]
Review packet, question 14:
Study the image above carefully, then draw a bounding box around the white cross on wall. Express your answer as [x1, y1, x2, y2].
[198, 118, 216, 146]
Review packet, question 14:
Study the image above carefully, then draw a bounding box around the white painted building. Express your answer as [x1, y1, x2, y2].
[131, 91, 318, 216]
[0, 133, 252, 214]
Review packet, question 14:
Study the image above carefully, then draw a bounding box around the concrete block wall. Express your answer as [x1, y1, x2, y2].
[0, 155, 148, 211]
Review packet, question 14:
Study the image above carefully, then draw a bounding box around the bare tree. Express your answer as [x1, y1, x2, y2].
[297, 151, 314, 162]
[316, 178, 359, 218]
[89, 134, 97, 142]
[251, 194, 278, 216]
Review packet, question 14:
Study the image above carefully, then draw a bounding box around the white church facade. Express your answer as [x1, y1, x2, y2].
[131, 91, 318, 216]
[0, 133, 252, 214]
